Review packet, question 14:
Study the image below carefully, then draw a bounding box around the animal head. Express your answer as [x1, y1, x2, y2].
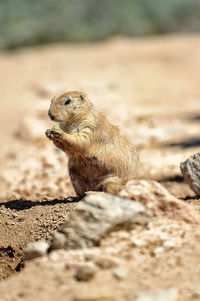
[48, 91, 92, 122]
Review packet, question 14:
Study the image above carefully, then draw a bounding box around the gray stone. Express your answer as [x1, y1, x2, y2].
[50, 193, 152, 250]
[135, 288, 178, 301]
[180, 153, 200, 195]
[75, 263, 98, 281]
[120, 180, 197, 224]
[24, 240, 49, 260]
[112, 267, 128, 279]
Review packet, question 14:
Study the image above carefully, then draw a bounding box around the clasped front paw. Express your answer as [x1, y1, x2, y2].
[45, 129, 62, 140]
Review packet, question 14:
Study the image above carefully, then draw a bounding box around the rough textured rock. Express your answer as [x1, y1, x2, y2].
[135, 288, 178, 301]
[50, 193, 152, 250]
[120, 180, 197, 224]
[75, 263, 98, 281]
[180, 153, 200, 196]
[24, 240, 49, 260]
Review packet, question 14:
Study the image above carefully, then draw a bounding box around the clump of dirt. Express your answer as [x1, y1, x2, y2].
[0, 35, 200, 300]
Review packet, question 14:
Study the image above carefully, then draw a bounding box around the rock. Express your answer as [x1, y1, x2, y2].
[75, 263, 98, 281]
[180, 153, 200, 195]
[94, 256, 119, 269]
[24, 240, 49, 260]
[112, 267, 128, 279]
[50, 193, 152, 250]
[50, 232, 68, 250]
[135, 288, 178, 301]
[120, 180, 197, 224]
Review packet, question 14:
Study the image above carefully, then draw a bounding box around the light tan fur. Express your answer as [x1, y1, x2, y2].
[46, 91, 138, 196]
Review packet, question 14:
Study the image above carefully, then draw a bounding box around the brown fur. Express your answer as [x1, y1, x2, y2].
[45, 91, 138, 196]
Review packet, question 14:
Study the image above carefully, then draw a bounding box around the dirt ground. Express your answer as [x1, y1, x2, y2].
[0, 35, 200, 300]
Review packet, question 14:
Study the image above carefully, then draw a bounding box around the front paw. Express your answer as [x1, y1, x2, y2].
[45, 129, 63, 140]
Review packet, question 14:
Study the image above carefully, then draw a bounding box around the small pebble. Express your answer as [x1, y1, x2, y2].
[163, 240, 176, 250]
[24, 240, 49, 260]
[95, 256, 119, 269]
[153, 246, 165, 255]
[75, 263, 98, 281]
[84, 253, 95, 261]
[112, 267, 128, 279]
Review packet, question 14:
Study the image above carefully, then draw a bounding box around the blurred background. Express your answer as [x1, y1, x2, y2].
[1, 0, 200, 49]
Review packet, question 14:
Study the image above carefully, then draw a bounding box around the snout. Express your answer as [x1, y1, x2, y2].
[48, 110, 55, 121]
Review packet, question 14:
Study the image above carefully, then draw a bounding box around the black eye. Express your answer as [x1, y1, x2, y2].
[64, 98, 71, 105]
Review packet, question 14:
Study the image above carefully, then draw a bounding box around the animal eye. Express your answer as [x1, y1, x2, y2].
[64, 98, 71, 105]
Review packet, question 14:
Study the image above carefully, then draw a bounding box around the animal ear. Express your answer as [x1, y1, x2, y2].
[80, 94, 84, 102]
[78, 91, 86, 102]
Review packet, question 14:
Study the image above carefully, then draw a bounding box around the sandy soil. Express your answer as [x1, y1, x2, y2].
[0, 35, 200, 300]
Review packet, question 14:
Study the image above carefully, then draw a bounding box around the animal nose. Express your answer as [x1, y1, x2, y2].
[48, 110, 55, 121]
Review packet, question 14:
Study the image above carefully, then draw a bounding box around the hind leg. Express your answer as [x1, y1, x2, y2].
[97, 177, 125, 195]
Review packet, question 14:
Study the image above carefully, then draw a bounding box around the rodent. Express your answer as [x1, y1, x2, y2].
[45, 91, 138, 196]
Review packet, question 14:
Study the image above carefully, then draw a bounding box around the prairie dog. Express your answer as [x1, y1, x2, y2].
[45, 91, 138, 196]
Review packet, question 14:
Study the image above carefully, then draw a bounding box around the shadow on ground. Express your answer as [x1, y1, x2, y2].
[160, 175, 184, 182]
[0, 197, 82, 211]
[164, 137, 200, 149]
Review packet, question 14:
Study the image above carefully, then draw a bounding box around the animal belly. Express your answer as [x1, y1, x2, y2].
[68, 156, 107, 195]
